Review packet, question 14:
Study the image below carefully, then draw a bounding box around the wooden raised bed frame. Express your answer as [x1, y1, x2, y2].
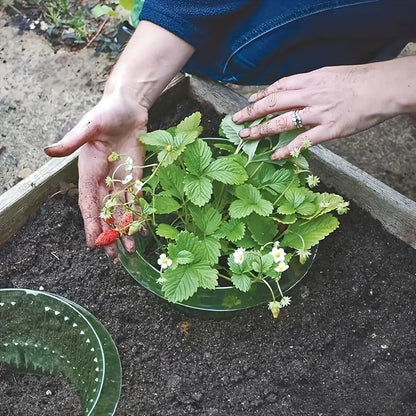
[1, 74, 415, 249]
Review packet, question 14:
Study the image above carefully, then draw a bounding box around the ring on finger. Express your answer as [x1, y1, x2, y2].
[291, 109, 303, 129]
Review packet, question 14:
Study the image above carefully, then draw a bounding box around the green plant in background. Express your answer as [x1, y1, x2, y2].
[92, 0, 138, 22]
[43, 0, 89, 39]
[98, 112, 349, 318]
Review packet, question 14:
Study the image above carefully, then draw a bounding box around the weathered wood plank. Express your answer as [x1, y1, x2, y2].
[189, 76, 416, 249]
[0, 74, 414, 249]
[0, 152, 79, 247]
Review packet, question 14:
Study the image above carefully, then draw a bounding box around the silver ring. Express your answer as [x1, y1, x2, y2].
[292, 109, 303, 129]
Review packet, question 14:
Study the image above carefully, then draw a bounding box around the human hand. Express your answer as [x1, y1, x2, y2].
[232, 60, 408, 160]
[45, 90, 147, 258]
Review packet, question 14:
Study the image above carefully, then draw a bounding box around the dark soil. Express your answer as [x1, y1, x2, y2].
[1, 100, 416, 416]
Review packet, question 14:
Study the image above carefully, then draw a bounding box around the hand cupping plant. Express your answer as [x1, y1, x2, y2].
[98, 112, 349, 318]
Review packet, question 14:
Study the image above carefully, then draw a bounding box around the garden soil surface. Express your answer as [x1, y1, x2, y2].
[1, 99, 416, 416]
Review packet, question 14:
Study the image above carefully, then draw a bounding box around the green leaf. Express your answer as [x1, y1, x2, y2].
[296, 201, 317, 216]
[153, 194, 181, 214]
[92, 4, 116, 18]
[175, 112, 203, 135]
[188, 204, 222, 236]
[241, 140, 260, 161]
[217, 219, 245, 242]
[281, 214, 339, 250]
[219, 114, 244, 145]
[246, 214, 278, 245]
[138, 197, 156, 216]
[183, 175, 212, 206]
[229, 184, 273, 218]
[157, 164, 185, 199]
[168, 231, 205, 264]
[173, 131, 199, 148]
[315, 193, 346, 216]
[156, 223, 179, 240]
[184, 140, 212, 176]
[231, 274, 252, 292]
[176, 250, 194, 265]
[251, 254, 274, 274]
[200, 236, 221, 265]
[139, 130, 173, 148]
[268, 168, 297, 194]
[205, 157, 248, 185]
[119, 0, 135, 11]
[162, 264, 199, 302]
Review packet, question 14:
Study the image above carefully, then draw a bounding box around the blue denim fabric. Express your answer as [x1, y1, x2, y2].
[139, 0, 416, 85]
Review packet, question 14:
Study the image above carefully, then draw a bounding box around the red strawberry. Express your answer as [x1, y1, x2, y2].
[104, 216, 115, 225]
[95, 229, 120, 246]
[118, 212, 134, 234]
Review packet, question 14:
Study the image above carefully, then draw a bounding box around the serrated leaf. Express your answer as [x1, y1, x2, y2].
[217, 219, 245, 242]
[176, 112, 202, 134]
[173, 131, 199, 148]
[229, 184, 273, 218]
[219, 114, 244, 145]
[231, 274, 252, 292]
[138, 197, 156, 215]
[168, 231, 205, 264]
[205, 157, 248, 185]
[241, 139, 260, 161]
[184, 139, 212, 175]
[162, 264, 199, 302]
[296, 201, 317, 216]
[176, 250, 194, 265]
[183, 175, 212, 206]
[153, 194, 181, 214]
[139, 130, 173, 148]
[188, 204, 222, 236]
[281, 214, 339, 250]
[157, 164, 185, 199]
[156, 223, 179, 240]
[315, 193, 346, 216]
[251, 254, 274, 274]
[246, 214, 278, 245]
[200, 236, 221, 265]
[268, 168, 297, 193]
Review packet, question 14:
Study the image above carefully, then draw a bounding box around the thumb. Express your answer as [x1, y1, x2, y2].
[44, 117, 99, 157]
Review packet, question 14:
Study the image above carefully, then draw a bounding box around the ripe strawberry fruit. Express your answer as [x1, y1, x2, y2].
[95, 229, 120, 246]
[118, 211, 134, 234]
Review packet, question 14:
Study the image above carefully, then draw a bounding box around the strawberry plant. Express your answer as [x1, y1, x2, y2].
[99, 112, 349, 318]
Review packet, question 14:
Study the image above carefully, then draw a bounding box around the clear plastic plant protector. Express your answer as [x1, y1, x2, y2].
[0, 289, 122, 416]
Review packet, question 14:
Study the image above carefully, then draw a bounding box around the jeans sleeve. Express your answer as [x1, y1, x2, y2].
[139, 0, 255, 48]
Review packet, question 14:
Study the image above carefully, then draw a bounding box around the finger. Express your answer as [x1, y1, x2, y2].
[247, 72, 312, 103]
[233, 90, 304, 124]
[239, 108, 310, 140]
[44, 115, 102, 157]
[270, 125, 329, 160]
[78, 183, 106, 248]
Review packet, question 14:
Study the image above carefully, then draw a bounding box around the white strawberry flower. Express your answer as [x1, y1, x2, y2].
[274, 262, 289, 273]
[270, 247, 286, 263]
[122, 173, 133, 185]
[124, 157, 133, 172]
[157, 253, 172, 270]
[233, 248, 245, 265]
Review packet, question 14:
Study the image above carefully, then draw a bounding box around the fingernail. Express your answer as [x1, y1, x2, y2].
[271, 151, 282, 161]
[232, 112, 241, 123]
[239, 129, 249, 138]
[248, 93, 257, 103]
[44, 143, 58, 151]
